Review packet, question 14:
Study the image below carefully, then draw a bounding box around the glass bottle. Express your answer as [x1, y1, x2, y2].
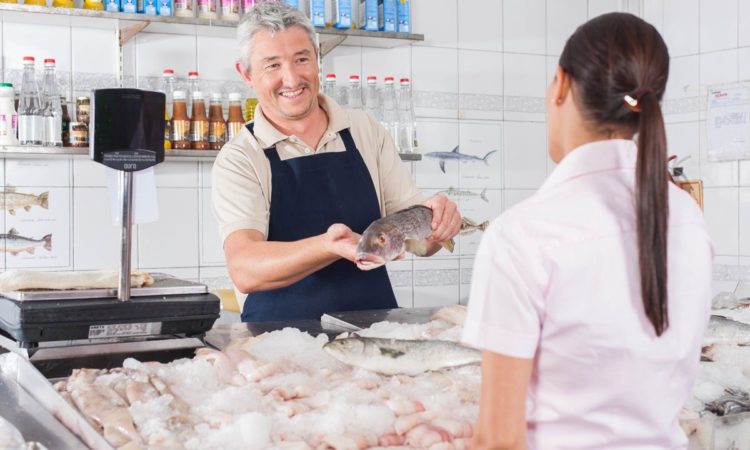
[197, 0, 218, 19]
[397, 77, 417, 153]
[227, 92, 245, 141]
[364, 75, 381, 121]
[208, 93, 227, 150]
[347, 75, 362, 110]
[61, 97, 71, 147]
[18, 56, 44, 146]
[171, 90, 191, 149]
[381, 76, 398, 145]
[190, 91, 210, 150]
[0, 83, 18, 147]
[187, 71, 201, 114]
[161, 69, 175, 150]
[220, 0, 240, 20]
[323, 73, 337, 100]
[41, 58, 63, 147]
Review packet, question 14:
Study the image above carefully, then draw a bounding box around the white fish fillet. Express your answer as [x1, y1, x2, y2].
[0, 269, 154, 292]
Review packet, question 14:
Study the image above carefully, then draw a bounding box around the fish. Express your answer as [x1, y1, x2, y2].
[322, 336, 481, 376]
[355, 205, 455, 271]
[1, 228, 52, 256]
[705, 388, 750, 416]
[0, 186, 49, 215]
[438, 187, 489, 203]
[459, 217, 489, 236]
[424, 146, 498, 173]
[704, 315, 750, 345]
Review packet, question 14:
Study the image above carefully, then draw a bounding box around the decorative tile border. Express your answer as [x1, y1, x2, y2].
[414, 90, 459, 110]
[504, 95, 546, 114]
[388, 270, 412, 288]
[662, 96, 702, 115]
[459, 93, 504, 112]
[714, 264, 750, 282]
[414, 268, 459, 287]
[460, 267, 472, 285]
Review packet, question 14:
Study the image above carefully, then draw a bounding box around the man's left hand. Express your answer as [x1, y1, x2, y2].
[422, 194, 461, 243]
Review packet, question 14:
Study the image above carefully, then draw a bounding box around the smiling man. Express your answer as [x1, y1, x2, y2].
[211, 2, 461, 322]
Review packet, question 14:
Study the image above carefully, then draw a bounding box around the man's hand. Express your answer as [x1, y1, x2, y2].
[422, 194, 461, 243]
[324, 223, 362, 262]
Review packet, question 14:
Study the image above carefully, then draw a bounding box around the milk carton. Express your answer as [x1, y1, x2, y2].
[308, 0, 326, 27]
[105, 0, 119, 12]
[380, 0, 396, 32]
[359, 0, 378, 31]
[396, 0, 410, 33]
[331, 0, 352, 29]
[158, 0, 172, 15]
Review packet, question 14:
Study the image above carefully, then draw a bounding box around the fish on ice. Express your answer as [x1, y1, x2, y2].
[322, 336, 481, 376]
[705, 388, 750, 416]
[355, 205, 455, 271]
[459, 217, 489, 236]
[424, 146, 498, 173]
[438, 187, 489, 203]
[1, 186, 49, 215]
[1, 228, 52, 256]
[704, 315, 750, 345]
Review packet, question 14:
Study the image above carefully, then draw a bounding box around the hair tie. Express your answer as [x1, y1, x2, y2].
[623, 88, 652, 112]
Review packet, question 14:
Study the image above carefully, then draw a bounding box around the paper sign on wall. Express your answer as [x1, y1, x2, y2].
[707, 85, 750, 161]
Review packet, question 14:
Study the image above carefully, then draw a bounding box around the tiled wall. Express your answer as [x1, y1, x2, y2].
[12, 0, 741, 307]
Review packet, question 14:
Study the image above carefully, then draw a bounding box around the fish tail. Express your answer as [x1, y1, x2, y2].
[441, 238, 455, 253]
[479, 220, 489, 231]
[42, 234, 52, 251]
[480, 187, 488, 202]
[38, 191, 49, 209]
[482, 150, 498, 165]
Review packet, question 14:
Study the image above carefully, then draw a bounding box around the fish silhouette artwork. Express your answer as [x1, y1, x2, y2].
[424, 146, 498, 173]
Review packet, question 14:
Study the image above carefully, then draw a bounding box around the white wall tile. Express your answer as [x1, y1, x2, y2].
[200, 188, 224, 265]
[154, 161, 199, 187]
[412, 47, 458, 93]
[138, 188, 199, 268]
[413, 258, 459, 308]
[739, 188, 750, 255]
[3, 18, 71, 73]
[361, 46, 411, 82]
[546, 0, 587, 56]
[589, 0, 622, 18]
[412, 0, 457, 48]
[503, 189, 536, 212]
[700, 50, 739, 90]
[197, 35, 239, 82]
[73, 159, 108, 187]
[73, 187, 137, 270]
[458, 50, 502, 97]
[321, 45, 362, 79]
[136, 32, 197, 79]
[741, 0, 750, 47]
[704, 187, 738, 255]
[503, 0, 545, 54]
[665, 56, 699, 101]
[503, 121, 547, 189]
[700, 119, 739, 186]
[71, 26, 117, 75]
[387, 259, 413, 308]
[665, 121, 700, 179]
[458, 121, 502, 189]
[457, 0, 502, 52]
[740, 47, 750, 81]
[414, 120, 459, 189]
[199, 161, 213, 188]
[699, 0, 738, 53]
[503, 53, 546, 98]
[642, 0, 664, 33]
[6, 160, 70, 187]
[458, 257, 474, 305]
[663, 0, 699, 57]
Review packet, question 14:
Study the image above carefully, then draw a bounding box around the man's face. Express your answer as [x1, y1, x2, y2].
[241, 26, 320, 125]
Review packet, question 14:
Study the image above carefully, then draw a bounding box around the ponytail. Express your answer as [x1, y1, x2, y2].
[634, 91, 669, 336]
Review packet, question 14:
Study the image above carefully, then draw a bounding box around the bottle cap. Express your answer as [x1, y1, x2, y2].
[192, 91, 204, 100]
[44, 58, 56, 65]
[163, 69, 174, 76]
[400, 77, 410, 84]
[188, 71, 199, 78]
[384, 76, 394, 83]
[326, 73, 336, 79]
[211, 93, 222, 101]
[0, 83, 13, 88]
[173, 90, 187, 100]
[228, 92, 242, 101]
[367, 76, 377, 83]
[349, 75, 360, 80]
[22, 56, 34, 63]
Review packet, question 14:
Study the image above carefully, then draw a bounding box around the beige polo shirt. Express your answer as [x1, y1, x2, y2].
[211, 94, 423, 243]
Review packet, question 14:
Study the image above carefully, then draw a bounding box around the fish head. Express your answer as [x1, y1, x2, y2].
[323, 338, 367, 360]
[355, 223, 405, 270]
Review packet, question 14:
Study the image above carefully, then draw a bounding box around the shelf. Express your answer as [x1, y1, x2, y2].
[0, 146, 421, 162]
[0, 3, 424, 51]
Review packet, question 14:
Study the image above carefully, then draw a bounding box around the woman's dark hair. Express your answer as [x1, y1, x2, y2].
[559, 13, 670, 336]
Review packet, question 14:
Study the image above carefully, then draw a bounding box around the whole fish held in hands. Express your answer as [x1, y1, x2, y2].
[1, 186, 49, 215]
[424, 146, 498, 173]
[1, 228, 52, 256]
[355, 205, 455, 270]
[323, 336, 481, 376]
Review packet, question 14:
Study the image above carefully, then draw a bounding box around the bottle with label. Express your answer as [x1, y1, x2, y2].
[197, 0, 217, 18]
[190, 91, 210, 150]
[364, 75, 381, 121]
[41, 58, 63, 147]
[187, 71, 202, 114]
[61, 97, 70, 147]
[227, 92, 245, 141]
[323, 73, 337, 100]
[0, 83, 18, 147]
[397, 77, 417, 153]
[381, 76, 398, 143]
[208, 93, 227, 150]
[347, 75, 362, 110]
[245, 96, 258, 123]
[161, 69, 175, 150]
[83, 0, 105, 9]
[220, 0, 239, 20]
[174, 0, 194, 17]
[18, 57, 44, 147]
[171, 90, 191, 149]
[52, 0, 75, 8]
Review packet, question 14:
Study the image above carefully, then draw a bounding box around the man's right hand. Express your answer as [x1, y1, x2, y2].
[324, 223, 361, 263]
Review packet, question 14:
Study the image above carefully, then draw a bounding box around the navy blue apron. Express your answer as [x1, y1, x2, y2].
[242, 123, 398, 322]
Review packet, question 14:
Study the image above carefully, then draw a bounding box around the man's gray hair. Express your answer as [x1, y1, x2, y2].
[237, 2, 318, 72]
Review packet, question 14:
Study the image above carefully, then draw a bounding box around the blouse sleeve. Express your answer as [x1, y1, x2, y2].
[461, 217, 548, 359]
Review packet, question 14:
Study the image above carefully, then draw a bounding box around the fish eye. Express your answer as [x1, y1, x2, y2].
[377, 233, 387, 245]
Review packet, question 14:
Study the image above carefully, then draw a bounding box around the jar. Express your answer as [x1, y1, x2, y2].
[68, 122, 89, 148]
[0, 83, 18, 146]
[75, 96, 90, 125]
